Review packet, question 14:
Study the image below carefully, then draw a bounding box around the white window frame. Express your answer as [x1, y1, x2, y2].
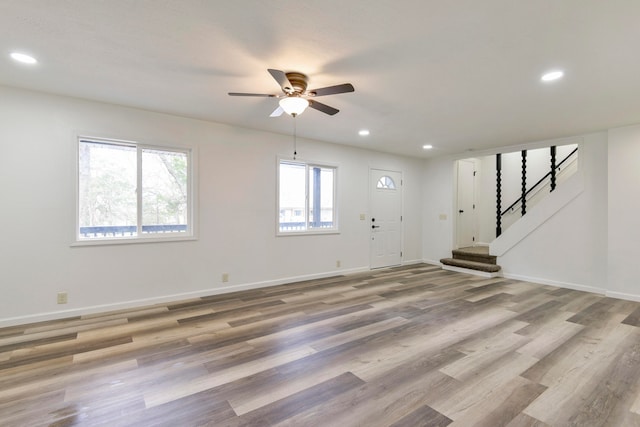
[73, 135, 196, 246]
[277, 157, 339, 236]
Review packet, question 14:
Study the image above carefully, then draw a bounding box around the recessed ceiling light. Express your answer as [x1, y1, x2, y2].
[422, 144, 433, 150]
[358, 129, 370, 136]
[541, 70, 564, 82]
[10, 52, 37, 64]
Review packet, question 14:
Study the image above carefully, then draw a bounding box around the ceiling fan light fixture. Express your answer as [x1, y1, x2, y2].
[279, 96, 309, 116]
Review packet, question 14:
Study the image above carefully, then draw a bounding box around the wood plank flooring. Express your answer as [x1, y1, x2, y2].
[2, 263, 640, 426]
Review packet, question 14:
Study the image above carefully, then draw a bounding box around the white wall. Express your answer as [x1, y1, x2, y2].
[422, 133, 609, 293]
[5, 84, 640, 326]
[422, 157, 454, 263]
[497, 133, 608, 292]
[475, 144, 578, 244]
[0, 85, 424, 325]
[608, 124, 640, 300]
[476, 155, 496, 245]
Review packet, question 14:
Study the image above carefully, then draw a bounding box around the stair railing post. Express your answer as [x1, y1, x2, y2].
[521, 150, 527, 216]
[496, 153, 502, 237]
[550, 145, 557, 192]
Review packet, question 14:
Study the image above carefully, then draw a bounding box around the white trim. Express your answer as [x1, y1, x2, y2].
[441, 264, 503, 278]
[455, 158, 478, 248]
[606, 291, 640, 303]
[427, 258, 611, 296]
[0, 266, 370, 328]
[275, 230, 341, 237]
[8, 263, 640, 328]
[71, 235, 197, 247]
[490, 169, 584, 257]
[502, 272, 605, 295]
[136, 142, 143, 233]
[276, 156, 339, 236]
[74, 135, 196, 245]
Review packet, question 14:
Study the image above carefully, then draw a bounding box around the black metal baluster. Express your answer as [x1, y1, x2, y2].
[496, 153, 502, 237]
[550, 146, 557, 192]
[521, 150, 527, 216]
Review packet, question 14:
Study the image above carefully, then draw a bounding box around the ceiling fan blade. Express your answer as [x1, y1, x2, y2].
[308, 83, 354, 97]
[308, 99, 339, 116]
[268, 69, 294, 93]
[228, 92, 277, 97]
[270, 106, 284, 117]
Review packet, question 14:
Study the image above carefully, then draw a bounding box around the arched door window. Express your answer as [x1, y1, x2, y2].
[376, 175, 396, 190]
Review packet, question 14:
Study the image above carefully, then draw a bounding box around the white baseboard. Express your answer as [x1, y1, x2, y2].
[506, 273, 640, 302]
[501, 272, 605, 295]
[431, 264, 640, 303]
[0, 266, 371, 328]
[606, 291, 640, 303]
[8, 263, 637, 328]
[402, 258, 425, 266]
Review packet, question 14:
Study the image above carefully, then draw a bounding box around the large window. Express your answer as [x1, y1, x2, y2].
[77, 137, 192, 242]
[278, 159, 337, 234]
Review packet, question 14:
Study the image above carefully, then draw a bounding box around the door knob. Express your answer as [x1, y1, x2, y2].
[459, 210, 464, 213]
[372, 225, 380, 229]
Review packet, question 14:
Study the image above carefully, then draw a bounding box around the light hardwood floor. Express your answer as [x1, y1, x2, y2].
[2, 264, 640, 426]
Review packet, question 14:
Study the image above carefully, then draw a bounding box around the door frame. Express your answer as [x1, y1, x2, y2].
[369, 167, 404, 269]
[455, 159, 478, 248]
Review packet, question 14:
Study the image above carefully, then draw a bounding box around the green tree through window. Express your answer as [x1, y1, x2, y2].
[78, 138, 191, 241]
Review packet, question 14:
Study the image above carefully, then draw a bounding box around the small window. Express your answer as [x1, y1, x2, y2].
[377, 175, 396, 189]
[278, 159, 337, 234]
[77, 137, 192, 242]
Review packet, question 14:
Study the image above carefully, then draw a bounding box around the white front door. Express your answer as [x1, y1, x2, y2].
[456, 159, 476, 248]
[370, 169, 403, 269]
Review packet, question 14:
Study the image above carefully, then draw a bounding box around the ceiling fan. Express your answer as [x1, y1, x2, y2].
[228, 69, 354, 117]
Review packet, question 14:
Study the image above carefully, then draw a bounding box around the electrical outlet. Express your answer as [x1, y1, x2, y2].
[57, 292, 68, 304]
[336, 260, 341, 268]
[359, 214, 366, 220]
[222, 273, 229, 283]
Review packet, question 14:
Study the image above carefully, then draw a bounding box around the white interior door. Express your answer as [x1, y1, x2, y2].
[370, 169, 403, 269]
[456, 159, 476, 248]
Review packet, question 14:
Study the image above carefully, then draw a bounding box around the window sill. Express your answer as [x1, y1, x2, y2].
[277, 229, 340, 237]
[71, 235, 197, 247]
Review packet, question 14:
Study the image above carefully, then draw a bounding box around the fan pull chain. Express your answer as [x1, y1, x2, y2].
[293, 114, 297, 159]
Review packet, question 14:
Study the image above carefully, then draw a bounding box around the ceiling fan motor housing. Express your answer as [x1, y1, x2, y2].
[285, 72, 309, 94]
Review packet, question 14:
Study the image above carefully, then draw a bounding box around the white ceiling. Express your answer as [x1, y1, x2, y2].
[2, 1, 640, 158]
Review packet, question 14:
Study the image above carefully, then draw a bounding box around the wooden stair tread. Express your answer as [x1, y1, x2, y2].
[440, 257, 502, 273]
[452, 247, 497, 265]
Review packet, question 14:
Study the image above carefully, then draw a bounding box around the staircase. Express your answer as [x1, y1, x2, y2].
[440, 246, 502, 276]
